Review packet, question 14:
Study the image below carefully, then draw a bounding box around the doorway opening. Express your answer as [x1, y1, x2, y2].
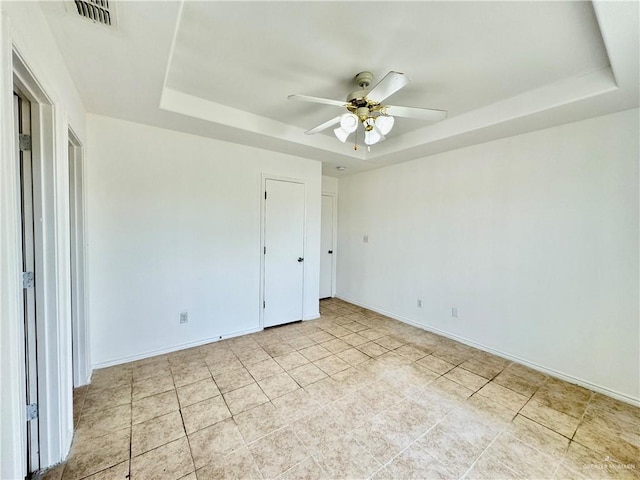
[68, 129, 89, 388]
[14, 86, 41, 476]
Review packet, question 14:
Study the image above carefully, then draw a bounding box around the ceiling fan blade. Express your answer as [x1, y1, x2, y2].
[385, 105, 448, 122]
[288, 94, 346, 108]
[305, 116, 341, 135]
[367, 71, 410, 103]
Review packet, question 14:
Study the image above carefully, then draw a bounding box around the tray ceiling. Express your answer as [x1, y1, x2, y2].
[41, 1, 639, 175]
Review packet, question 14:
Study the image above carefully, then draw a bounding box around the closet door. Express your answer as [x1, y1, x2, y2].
[319, 194, 334, 299]
[263, 179, 305, 327]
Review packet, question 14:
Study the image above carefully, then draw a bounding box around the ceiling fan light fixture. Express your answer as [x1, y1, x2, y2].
[375, 115, 394, 135]
[339, 113, 358, 133]
[333, 126, 350, 143]
[364, 128, 382, 146]
[290, 71, 448, 151]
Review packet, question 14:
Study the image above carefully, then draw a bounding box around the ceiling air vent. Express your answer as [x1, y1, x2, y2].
[73, 0, 114, 27]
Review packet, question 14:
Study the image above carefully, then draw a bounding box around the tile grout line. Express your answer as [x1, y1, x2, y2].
[128, 377, 133, 478]
[170, 370, 197, 479]
[457, 420, 511, 480]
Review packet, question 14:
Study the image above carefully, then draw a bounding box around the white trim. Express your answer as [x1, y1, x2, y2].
[260, 174, 308, 329]
[337, 294, 640, 407]
[18, 51, 64, 473]
[92, 326, 263, 370]
[68, 128, 91, 387]
[0, 13, 28, 480]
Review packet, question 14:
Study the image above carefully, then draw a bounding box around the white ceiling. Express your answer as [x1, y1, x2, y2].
[40, 1, 639, 176]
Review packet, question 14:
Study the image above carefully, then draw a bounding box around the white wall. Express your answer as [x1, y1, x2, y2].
[1, 2, 86, 477]
[87, 115, 322, 367]
[322, 175, 338, 195]
[337, 108, 639, 403]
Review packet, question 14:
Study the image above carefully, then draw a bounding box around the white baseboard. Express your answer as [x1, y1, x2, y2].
[91, 326, 263, 370]
[337, 295, 640, 407]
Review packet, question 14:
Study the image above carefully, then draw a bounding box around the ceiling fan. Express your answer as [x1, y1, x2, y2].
[288, 71, 447, 149]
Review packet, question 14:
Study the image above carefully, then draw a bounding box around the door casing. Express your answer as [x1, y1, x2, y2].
[68, 128, 90, 387]
[6, 46, 78, 475]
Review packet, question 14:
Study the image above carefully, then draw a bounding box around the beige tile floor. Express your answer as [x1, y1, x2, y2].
[40, 299, 639, 480]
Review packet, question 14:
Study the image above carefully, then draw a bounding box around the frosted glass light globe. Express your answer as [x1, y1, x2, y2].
[375, 115, 394, 135]
[333, 126, 349, 143]
[364, 128, 381, 145]
[340, 113, 358, 133]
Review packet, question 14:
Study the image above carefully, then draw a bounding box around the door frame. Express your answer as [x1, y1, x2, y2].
[320, 192, 337, 299]
[1, 36, 76, 477]
[259, 174, 308, 329]
[68, 127, 91, 387]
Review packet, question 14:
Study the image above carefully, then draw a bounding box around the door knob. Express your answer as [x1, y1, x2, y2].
[328, 250, 333, 254]
[297, 257, 304, 262]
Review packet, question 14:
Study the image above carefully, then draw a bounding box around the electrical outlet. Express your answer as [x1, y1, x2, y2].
[417, 299, 422, 308]
[451, 307, 458, 318]
[180, 311, 188, 324]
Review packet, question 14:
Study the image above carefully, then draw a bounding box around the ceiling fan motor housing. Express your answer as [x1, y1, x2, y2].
[356, 106, 371, 121]
[348, 71, 374, 105]
[347, 92, 370, 105]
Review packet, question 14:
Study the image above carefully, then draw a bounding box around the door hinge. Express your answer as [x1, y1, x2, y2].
[26, 403, 38, 422]
[263, 301, 266, 309]
[264, 246, 266, 254]
[19, 134, 31, 152]
[22, 272, 34, 288]
[264, 191, 267, 200]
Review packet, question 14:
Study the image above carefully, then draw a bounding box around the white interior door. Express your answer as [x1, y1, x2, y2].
[320, 195, 334, 299]
[15, 90, 40, 474]
[263, 179, 305, 328]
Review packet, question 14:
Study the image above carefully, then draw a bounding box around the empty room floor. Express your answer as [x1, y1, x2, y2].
[42, 299, 639, 480]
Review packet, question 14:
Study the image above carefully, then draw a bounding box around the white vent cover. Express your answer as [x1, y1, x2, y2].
[72, 0, 116, 28]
